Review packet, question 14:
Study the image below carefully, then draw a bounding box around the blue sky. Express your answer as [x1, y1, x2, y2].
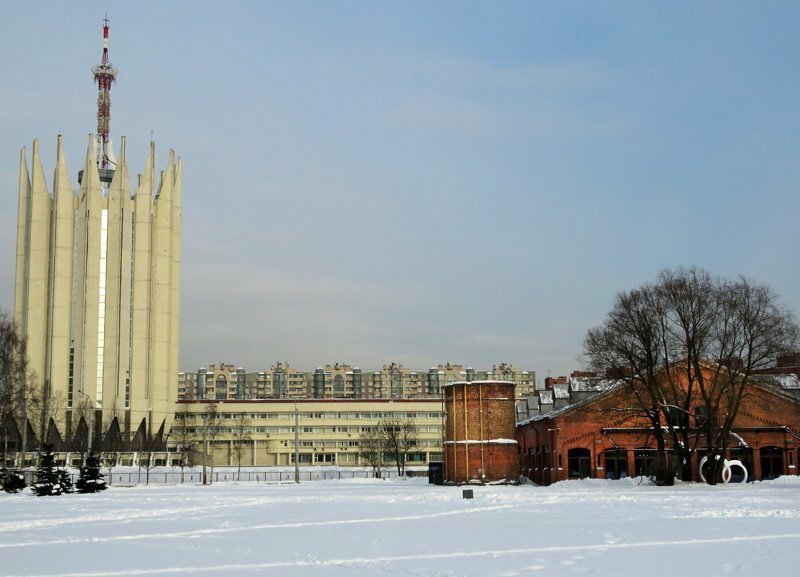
[1, 2, 798, 383]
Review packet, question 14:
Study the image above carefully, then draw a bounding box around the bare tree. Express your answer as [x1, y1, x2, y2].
[381, 416, 417, 477]
[172, 403, 197, 483]
[584, 282, 677, 484]
[230, 414, 252, 479]
[0, 312, 32, 466]
[201, 403, 221, 485]
[138, 448, 157, 485]
[28, 383, 67, 455]
[584, 267, 799, 485]
[71, 395, 94, 460]
[99, 404, 126, 483]
[358, 425, 383, 478]
[690, 275, 798, 482]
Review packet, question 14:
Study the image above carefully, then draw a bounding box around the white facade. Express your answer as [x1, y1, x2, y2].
[14, 135, 182, 447]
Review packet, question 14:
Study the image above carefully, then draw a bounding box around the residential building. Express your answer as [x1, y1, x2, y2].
[171, 398, 445, 467]
[178, 362, 537, 401]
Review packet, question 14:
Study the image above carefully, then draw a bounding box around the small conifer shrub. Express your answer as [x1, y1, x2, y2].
[75, 452, 107, 493]
[32, 444, 73, 496]
[0, 469, 26, 493]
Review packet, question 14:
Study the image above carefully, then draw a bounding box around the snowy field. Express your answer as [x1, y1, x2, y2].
[2, 477, 800, 577]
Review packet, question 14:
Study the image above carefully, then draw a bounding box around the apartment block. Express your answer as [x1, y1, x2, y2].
[178, 362, 537, 401]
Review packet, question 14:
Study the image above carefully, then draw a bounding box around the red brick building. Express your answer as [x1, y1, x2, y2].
[443, 381, 519, 483]
[516, 367, 800, 485]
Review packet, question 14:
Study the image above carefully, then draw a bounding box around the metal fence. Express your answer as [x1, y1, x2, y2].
[21, 468, 416, 486]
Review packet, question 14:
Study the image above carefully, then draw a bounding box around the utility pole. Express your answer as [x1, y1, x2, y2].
[377, 419, 383, 479]
[294, 403, 300, 483]
[201, 412, 208, 485]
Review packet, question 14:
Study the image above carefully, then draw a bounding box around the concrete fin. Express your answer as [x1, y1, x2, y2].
[135, 141, 155, 200]
[174, 157, 183, 202]
[54, 135, 72, 201]
[19, 146, 30, 197]
[80, 134, 102, 201]
[14, 145, 31, 327]
[157, 149, 175, 202]
[109, 136, 130, 200]
[31, 139, 50, 197]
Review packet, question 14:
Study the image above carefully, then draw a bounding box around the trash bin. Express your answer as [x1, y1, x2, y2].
[428, 462, 444, 485]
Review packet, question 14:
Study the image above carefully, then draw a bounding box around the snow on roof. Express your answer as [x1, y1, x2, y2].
[539, 390, 554, 404]
[441, 380, 516, 388]
[758, 373, 800, 390]
[569, 376, 617, 392]
[519, 381, 626, 425]
[553, 383, 570, 399]
[444, 438, 518, 445]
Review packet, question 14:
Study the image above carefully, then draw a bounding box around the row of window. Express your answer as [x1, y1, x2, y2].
[523, 446, 795, 482]
[177, 412, 443, 421]
[177, 425, 443, 436]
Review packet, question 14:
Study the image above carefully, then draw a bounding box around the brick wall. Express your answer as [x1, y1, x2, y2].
[443, 381, 519, 483]
[517, 373, 800, 485]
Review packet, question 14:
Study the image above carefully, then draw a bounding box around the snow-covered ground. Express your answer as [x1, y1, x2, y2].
[2, 476, 800, 576]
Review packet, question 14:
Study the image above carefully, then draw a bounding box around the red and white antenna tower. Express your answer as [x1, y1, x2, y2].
[92, 15, 118, 170]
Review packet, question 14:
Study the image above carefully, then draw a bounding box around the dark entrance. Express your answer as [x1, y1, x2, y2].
[760, 446, 783, 480]
[604, 449, 628, 479]
[568, 448, 591, 479]
[728, 448, 753, 483]
[634, 448, 656, 477]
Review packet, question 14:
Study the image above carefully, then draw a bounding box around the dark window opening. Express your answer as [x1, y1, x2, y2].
[665, 405, 689, 429]
[760, 446, 783, 480]
[634, 448, 656, 477]
[695, 406, 717, 429]
[568, 448, 591, 479]
[604, 449, 629, 480]
[729, 448, 753, 483]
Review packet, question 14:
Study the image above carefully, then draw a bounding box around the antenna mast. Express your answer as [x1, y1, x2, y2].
[92, 15, 118, 170]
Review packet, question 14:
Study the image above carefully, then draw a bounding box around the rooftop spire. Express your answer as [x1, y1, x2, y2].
[92, 15, 118, 172]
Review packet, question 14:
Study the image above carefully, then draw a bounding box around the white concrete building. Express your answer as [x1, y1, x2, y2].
[14, 135, 182, 449]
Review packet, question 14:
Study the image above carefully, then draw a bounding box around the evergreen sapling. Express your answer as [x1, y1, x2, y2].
[76, 452, 107, 493]
[32, 444, 72, 496]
